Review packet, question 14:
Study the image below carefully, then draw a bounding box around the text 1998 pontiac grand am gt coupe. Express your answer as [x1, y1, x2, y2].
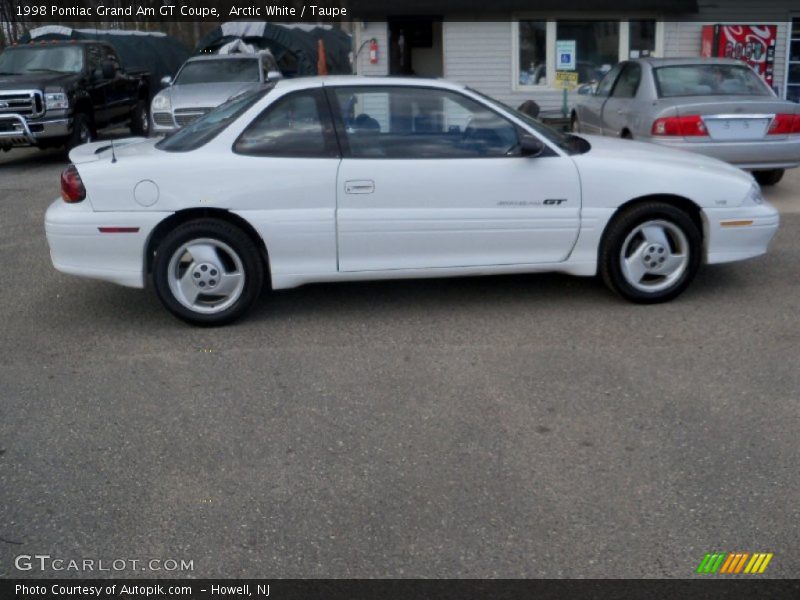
[45, 77, 779, 325]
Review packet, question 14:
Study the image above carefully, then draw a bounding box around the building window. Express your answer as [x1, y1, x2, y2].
[630, 20, 657, 58]
[518, 21, 548, 86]
[556, 21, 619, 84]
[788, 19, 800, 103]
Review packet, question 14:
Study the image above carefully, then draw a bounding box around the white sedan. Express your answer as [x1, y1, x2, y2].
[46, 77, 779, 325]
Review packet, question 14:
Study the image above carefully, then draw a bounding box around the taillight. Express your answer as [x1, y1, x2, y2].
[651, 115, 708, 137]
[60, 164, 85, 203]
[768, 114, 800, 135]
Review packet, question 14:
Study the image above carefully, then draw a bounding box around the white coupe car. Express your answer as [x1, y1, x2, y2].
[45, 77, 779, 325]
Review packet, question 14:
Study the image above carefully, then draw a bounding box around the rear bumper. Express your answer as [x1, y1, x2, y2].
[45, 199, 168, 288]
[647, 136, 800, 170]
[703, 203, 780, 264]
[0, 113, 71, 146]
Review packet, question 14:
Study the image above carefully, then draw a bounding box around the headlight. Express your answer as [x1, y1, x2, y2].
[44, 92, 69, 111]
[743, 183, 764, 205]
[151, 93, 171, 111]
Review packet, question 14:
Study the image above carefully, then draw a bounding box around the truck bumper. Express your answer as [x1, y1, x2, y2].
[0, 114, 71, 147]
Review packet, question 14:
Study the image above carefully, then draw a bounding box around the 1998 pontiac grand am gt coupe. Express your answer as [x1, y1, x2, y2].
[45, 77, 779, 325]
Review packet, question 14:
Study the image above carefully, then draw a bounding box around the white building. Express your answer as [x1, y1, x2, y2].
[351, 3, 800, 113]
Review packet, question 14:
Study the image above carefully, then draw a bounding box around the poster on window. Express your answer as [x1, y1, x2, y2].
[700, 24, 777, 86]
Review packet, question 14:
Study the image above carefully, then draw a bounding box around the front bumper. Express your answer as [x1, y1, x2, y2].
[45, 199, 169, 288]
[648, 136, 800, 170]
[703, 202, 780, 264]
[0, 113, 71, 146]
[151, 111, 177, 134]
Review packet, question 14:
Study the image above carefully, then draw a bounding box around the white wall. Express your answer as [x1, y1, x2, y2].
[354, 21, 390, 76]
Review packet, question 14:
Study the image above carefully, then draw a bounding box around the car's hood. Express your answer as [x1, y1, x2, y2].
[69, 137, 158, 165]
[0, 72, 81, 91]
[571, 134, 756, 208]
[165, 82, 259, 109]
[578, 133, 750, 179]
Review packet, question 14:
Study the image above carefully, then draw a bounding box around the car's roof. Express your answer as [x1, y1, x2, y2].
[273, 76, 467, 92]
[636, 57, 750, 67]
[187, 53, 262, 62]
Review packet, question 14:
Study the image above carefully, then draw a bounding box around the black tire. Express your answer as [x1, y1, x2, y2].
[600, 202, 702, 304]
[753, 169, 784, 186]
[65, 113, 94, 153]
[130, 99, 150, 137]
[153, 219, 265, 326]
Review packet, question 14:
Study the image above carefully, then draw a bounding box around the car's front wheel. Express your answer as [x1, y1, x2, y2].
[753, 169, 784, 186]
[600, 202, 702, 303]
[153, 220, 265, 325]
[130, 100, 150, 137]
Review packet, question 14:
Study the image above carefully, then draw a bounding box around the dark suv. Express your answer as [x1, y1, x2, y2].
[0, 40, 150, 153]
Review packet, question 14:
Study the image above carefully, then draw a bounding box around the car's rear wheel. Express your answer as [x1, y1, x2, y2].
[600, 202, 702, 303]
[753, 169, 784, 186]
[153, 220, 264, 325]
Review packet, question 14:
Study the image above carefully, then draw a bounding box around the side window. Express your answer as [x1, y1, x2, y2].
[86, 45, 103, 75]
[102, 46, 121, 72]
[330, 86, 520, 159]
[233, 90, 337, 158]
[595, 64, 623, 98]
[612, 63, 642, 98]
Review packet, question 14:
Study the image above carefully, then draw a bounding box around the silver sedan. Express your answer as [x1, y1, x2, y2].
[571, 57, 800, 186]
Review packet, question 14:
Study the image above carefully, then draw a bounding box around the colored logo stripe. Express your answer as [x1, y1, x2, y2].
[697, 552, 773, 574]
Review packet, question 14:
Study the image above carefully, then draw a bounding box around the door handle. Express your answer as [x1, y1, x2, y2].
[344, 180, 375, 194]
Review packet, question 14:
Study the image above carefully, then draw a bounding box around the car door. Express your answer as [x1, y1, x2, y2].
[328, 85, 581, 272]
[601, 62, 641, 137]
[227, 88, 342, 277]
[101, 45, 129, 123]
[578, 63, 623, 134]
[85, 44, 112, 127]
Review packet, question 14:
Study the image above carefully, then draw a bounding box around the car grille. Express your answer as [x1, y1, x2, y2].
[174, 108, 212, 127]
[0, 91, 44, 118]
[153, 112, 175, 127]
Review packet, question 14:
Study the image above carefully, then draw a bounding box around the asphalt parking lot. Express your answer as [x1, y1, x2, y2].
[1, 143, 798, 579]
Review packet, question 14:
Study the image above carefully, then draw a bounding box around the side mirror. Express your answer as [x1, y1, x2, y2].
[519, 134, 545, 158]
[160, 75, 173, 88]
[266, 70, 283, 81]
[101, 61, 116, 80]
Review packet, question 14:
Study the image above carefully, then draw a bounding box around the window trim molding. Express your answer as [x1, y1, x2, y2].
[512, 17, 662, 91]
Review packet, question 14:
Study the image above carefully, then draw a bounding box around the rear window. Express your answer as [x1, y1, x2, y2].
[157, 87, 272, 153]
[654, 64, 771, 98]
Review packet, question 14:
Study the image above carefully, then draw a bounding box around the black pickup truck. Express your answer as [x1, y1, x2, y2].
[0, 40, 150, 153]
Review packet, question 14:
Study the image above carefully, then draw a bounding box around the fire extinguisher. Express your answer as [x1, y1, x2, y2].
[369, 39, 378, 64]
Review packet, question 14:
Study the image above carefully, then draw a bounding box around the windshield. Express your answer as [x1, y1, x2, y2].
[654, 64, 771, 98]
[0, 46, 83, 75]
[157, 86, 273, 152]
[175, 59, 260, 85]
[468, 88, 590, 155]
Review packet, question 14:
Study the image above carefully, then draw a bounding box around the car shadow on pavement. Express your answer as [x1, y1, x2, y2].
[37, 262, 758, 331]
